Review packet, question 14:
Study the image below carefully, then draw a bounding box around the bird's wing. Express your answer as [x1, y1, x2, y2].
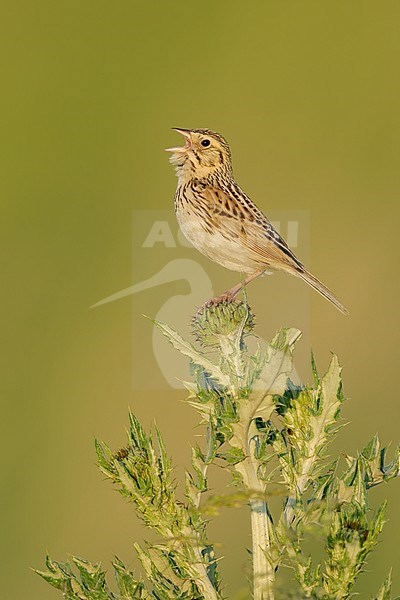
[204, 182, 304, 271]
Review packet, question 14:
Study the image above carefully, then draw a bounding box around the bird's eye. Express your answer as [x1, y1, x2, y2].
[201, 139, 211, 147]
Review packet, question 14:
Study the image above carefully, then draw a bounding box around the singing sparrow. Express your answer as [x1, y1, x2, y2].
[166, 128, 348, 315]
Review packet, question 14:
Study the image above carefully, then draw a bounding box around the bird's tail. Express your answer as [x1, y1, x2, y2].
[295, 268, 349, 315]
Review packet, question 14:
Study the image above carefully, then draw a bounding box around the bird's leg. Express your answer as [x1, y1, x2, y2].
[203, 269, 265, 308]
[225, 269, 266, 300]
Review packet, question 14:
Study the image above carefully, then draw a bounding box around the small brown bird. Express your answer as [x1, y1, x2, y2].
[166, 128, 348, 315]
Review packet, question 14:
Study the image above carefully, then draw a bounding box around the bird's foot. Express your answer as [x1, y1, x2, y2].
[195, 292, 240, 319]
[205, 292, 239, 307]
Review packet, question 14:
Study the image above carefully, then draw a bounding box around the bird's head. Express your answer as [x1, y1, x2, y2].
[166, 128, 232, 183]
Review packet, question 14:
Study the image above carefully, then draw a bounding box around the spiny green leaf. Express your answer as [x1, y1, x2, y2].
[311, 350, 319, 388]
[70, 556, 110, 599]
[113, 557, 148, 599]
[219, 446, 246, 465]
[34, 556, 113, 599]
[374, 569, 395, 600]
[153, 319, 231, 387]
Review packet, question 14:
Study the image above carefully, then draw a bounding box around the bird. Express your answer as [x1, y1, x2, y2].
[166, 128, 348, 315]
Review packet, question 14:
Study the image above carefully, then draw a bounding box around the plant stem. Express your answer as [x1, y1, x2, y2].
[218, 306, 275, 598]
[237, 449, 275, 600]
[193, 551, 219, 600]
[250, 497, 275, 600]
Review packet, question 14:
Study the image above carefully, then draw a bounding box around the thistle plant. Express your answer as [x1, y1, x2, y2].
[36, 302, 399, 599]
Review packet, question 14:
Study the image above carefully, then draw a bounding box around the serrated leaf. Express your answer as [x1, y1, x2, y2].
[374, 569, 393, 600]
[71, 556, 108, 597]
[220, 446, 246, 465]
[153, 319, 231, 388]
[113, 557, 148, 599]
[256, 328, 302, 401]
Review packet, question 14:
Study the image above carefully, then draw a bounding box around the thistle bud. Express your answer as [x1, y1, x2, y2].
[192, 300, 255, 348]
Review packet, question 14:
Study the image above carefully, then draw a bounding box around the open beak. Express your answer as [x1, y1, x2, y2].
[165, 128, 192, 152]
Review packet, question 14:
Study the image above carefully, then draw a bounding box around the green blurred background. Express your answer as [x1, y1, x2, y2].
[1, 1, 399, 598]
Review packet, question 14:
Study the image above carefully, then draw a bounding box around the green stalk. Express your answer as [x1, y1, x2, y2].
[216, 309, 275, 599]
[250, 498, 274, 600]
[192, 554, 219, 600]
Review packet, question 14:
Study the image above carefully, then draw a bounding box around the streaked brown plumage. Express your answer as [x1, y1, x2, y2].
[166, 128, 348, 315]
